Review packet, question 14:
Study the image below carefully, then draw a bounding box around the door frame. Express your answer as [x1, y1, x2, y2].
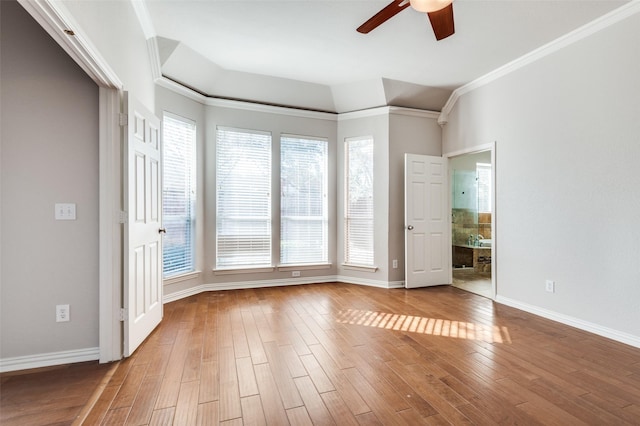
[19, 0, 127, 362]
[99, 88, 124, 362]
[444, 142, 497, 300]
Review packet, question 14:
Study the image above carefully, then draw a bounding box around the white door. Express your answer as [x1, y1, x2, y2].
[404, 154, 450, 288]
[123, 92, 163, 356]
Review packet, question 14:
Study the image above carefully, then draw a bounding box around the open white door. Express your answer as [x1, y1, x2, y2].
[123, 92, 163, 356]
[404, 154, 451, 288]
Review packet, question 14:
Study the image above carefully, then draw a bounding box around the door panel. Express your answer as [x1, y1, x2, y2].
[405, 154, 451, 288]
[124, 92, 163, 357]
[150, 159, 159, 222]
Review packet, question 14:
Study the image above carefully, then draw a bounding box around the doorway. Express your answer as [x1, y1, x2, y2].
[447, 146, 495, 299]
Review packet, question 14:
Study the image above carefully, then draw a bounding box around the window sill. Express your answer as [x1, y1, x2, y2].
[342, 263, 378, 273]
[164, 270, 201, 285]
[277, 263, 332, 272]
[213, 266, 276, 276]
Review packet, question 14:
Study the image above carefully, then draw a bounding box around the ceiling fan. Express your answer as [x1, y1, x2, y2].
[357, 0, 455, 41]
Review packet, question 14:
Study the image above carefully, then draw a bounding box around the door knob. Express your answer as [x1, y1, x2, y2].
[407, 225, 414, 230]
[159, 228, 167, 234]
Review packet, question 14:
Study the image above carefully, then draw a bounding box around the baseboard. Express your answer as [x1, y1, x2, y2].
[496, 296, 640, 349]
[336, 275, 405, 289]
[0, 347, 100, 373]
[163, 275, 403, 303]
[163, 275, 337, 303]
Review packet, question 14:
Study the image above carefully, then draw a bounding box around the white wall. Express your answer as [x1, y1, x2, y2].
[60, 0, 156, 110]
[443, 10, 640, 342]
[1, 1, 99, 361]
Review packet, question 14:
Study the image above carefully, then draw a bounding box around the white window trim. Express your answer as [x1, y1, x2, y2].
[162, 111, 197, 278]
[215, 126, 272, 269]
[277, 263, 332, 272]
[280, 134, 329, 265]
[163, 270, 201, 286]
[341, 263, 379, 273]
[344, 136, 375, 267]
[213, 266, 276, 276]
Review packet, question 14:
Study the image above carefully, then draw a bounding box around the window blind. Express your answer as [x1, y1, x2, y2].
[216, 127, 272, 268]
[162, 114, 196, 278]
[345, 137, 374, 266]
[280, 135, 328, 265]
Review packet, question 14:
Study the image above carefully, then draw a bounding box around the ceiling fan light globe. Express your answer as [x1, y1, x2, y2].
[409, 0, 452, 13]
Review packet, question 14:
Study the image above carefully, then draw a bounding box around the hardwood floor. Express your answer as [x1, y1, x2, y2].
[0, 361, 115, 425]
[452, 269, 492, 299]
[3, 282, 640, 425]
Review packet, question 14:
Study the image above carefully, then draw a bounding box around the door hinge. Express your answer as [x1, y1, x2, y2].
[119, 113, 128, 126]
[118, 211, 128, 224]
[119, 308, 127, 322]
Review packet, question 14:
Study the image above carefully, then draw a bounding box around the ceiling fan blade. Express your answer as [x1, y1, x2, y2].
[357, 0, 410, 34]
[427, 3, 455, 40]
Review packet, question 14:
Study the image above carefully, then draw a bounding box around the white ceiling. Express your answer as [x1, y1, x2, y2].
[143, 0, 628, 112]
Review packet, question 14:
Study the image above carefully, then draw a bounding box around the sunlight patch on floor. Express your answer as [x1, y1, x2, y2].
[336, 309, 511, 344]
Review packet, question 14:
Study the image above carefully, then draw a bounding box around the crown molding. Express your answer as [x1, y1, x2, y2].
[338, 105, 439, 121]
[206, 97, 338, 121]
[130, 0, 156, 40]
[18, 0, 122, 89]
[156, 76, 208, 104]
[156, 74, 440, 121]
[338, 106, 392, 121]
[147, 37, 163, 81]
[439, 0, 640, 124]
[131, 1, 162, 82]
[388, 106, 440, 119]
[157, 76, 440, 122]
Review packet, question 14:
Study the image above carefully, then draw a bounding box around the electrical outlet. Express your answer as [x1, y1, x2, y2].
[56, 304, 70, 322]
[545, 280, 555, 293]
[292, 271, 301, 277]
[392, 259, 398, 269]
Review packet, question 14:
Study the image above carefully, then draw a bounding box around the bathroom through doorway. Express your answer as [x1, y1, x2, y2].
[447, 146, 495, 299]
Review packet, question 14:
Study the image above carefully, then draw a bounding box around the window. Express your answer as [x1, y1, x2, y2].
[216, 127, 272, 268]
[477, 162, 492, 213]
[162, 113, 196, 278]
[280, 135, 328, 265]
[344, 137, 374, 266]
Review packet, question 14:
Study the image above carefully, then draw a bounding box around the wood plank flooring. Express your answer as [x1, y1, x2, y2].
[0, 361, 115, 425]
[3, 282, 640, 425]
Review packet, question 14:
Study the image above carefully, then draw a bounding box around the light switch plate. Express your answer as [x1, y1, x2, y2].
[55, 203, 76, 220]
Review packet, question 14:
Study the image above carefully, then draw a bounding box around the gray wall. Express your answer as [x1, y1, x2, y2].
[156, 94, 443, 294]
[336, 110, 441, 286]
[388, 112, 441, 283]
[443, 11, 640, 340]
[336, 113, 390, 284]
[200, 104, 339, 288]
[1, 1, 99, 359]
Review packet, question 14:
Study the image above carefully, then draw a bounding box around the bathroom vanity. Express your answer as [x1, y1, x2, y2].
[452, 245, 491, 272]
